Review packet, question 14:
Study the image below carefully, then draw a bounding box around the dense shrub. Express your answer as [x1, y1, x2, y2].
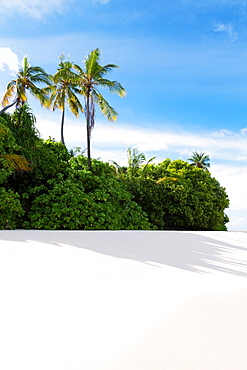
[126, 160, 229, 231]
[23, 161, 151, 230]
[0, 117, 25, 228]
[0, 188, 24, 229]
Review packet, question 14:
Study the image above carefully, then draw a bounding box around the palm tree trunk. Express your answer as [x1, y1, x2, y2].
[0, 99, 18, 116]
[86, 93, 92, 171]
[61, 108, 65, 145]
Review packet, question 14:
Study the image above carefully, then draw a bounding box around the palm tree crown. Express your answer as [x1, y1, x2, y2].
[187, 151, 210, 170]
[44, 56, 83, 145]
[73, 48, 126, 170]
[0, 56, 51, 115]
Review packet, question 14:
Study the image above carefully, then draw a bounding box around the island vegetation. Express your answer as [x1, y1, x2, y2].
[0, 50, 229, 230]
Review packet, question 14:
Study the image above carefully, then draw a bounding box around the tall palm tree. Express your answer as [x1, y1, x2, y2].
[73, 48, 126, 170]
[187, 151, 210, 170]
[0, 56, 51, 115]
[45, 56, 83, 146]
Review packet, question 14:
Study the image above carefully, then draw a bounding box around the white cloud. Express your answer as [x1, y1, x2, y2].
[1, 0, 110, 18]
[1, 0, 71, 18]
[35, 115, 247, 164]
[241, 127, 247, 135]
[0, 47, 19, 73]
[211, 129, 232, 137]
[214, 23, 238, 42]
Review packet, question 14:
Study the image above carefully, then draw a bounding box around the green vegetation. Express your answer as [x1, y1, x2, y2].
[0, 50, 230, 231]
[125, 159, 229, 230]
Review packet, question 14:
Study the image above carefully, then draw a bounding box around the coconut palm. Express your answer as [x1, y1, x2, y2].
[0, 56, 51, 115]
[110, 148, 155, 179]
[127, 147, 155, 178]
[73, 48, 126, 170]
[187, 151, 210, 170]
[45, 56, 83, 146]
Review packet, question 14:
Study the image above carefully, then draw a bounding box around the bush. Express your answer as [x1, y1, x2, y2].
[24, 161, 151, 230]
[0, 187, 24, 229]
[126, 160, 229, 230]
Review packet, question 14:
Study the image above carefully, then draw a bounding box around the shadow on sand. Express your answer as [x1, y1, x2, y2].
[0, 230, 247, 277]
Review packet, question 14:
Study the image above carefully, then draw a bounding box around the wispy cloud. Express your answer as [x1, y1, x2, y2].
[1, 0, 110, 18]
[0, 47, 19, 74]
[35, 114, 247, 166]
[1, 0, 72, 18]
[214, 23, 238, 42]
[92, 0, 110, 3]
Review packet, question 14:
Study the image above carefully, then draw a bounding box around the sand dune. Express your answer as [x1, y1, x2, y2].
[0, 230, 246, 369]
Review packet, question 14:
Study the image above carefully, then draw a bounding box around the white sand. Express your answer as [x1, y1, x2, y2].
[0, 230, 247, 370]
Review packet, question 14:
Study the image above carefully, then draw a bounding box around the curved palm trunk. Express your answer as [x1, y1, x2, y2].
[0, 99, 18, 116]
[61, 108, 65, 146]
[85, 93, 92, 171]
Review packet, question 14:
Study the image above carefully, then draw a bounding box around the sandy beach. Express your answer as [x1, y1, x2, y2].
[0, 230, 247, 369]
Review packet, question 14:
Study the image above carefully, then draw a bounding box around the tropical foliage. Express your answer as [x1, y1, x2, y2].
[0, 56, 51, 115]
[125, 159, 229, 230]
[0, 115, 30, 176]
[0, 115, 27, 229]
[24, 164, 151, 230]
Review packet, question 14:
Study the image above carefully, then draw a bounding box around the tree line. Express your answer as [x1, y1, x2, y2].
[0, 105, 229, 230]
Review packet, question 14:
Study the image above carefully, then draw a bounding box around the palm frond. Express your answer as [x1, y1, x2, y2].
[141, 157, 156, 177]
[0, 123, 8, 137]
[93, 90, 118, 121]
[6, 80, 16, 90]
[97, 78, 126, 97]
[67, 90, 83, 116]
[98, 64, 120, 77]
[84, 48, 101, 77]
[0, 154, 31, 171]
[2, 85, 16, 106]
[22, 56, 29, 74]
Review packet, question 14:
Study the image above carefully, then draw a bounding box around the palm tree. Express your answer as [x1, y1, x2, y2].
[73, 48, 126, 170]
[127, 147, 155, 178]
[0, 56, 51, 115]
[45, 56, 83, 146]
[187, 151, 210, 170]
[110, 148, 155, 179]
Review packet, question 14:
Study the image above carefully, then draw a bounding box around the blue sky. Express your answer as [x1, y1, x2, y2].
[0, 0, 247, 230]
